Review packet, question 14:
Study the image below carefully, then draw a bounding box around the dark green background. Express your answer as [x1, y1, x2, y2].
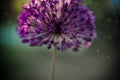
[0, 0, 120, 80]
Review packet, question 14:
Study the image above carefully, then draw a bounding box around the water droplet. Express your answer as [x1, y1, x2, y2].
[5, 12, 8, 16]
[97, 49, 100, 53]
[107, 18, 112, 22]
[88, 1, 92, 4]
[107, 35, 112, 40]
[107, 56, 110, 59]
[115, 20, 119, 23]
[118, 41, 120, 44]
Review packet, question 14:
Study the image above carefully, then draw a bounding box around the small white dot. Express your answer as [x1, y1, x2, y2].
[97, 49, 100, 53]
[107, 56, 110, 59]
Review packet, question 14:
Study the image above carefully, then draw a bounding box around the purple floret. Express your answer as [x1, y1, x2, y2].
[17, 0, 96, 51]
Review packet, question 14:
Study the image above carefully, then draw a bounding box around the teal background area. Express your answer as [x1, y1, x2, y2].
[0, 0, 120, 80]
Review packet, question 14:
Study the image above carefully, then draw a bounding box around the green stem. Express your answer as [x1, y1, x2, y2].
[49, 46, 57, 80]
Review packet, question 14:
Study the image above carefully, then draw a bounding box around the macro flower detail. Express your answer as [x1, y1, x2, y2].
[17, 0, 96, 51]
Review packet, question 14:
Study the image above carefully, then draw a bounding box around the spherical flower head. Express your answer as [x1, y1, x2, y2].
[17, 0, 96, 51]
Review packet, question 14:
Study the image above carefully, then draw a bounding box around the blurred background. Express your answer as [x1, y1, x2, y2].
[0, 0, 120, 80]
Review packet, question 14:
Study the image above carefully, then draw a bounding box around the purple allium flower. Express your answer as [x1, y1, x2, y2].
[17, 0, 96, 51]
